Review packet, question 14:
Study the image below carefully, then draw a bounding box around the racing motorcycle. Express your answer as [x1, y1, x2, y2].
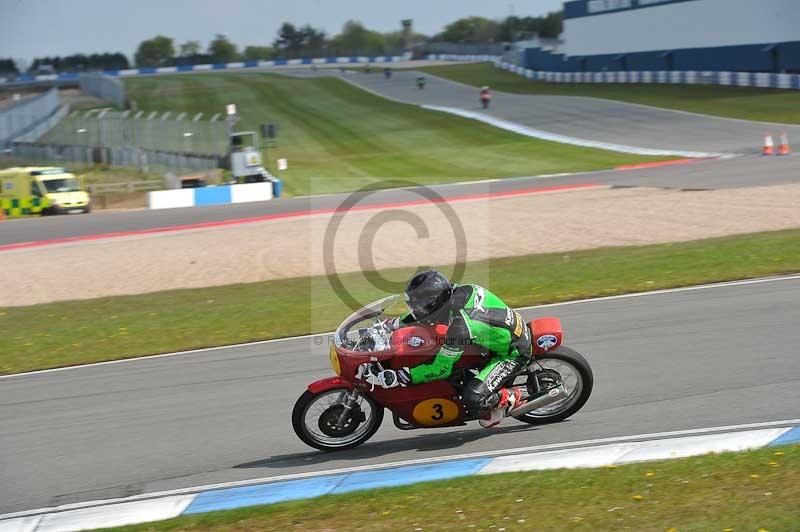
[292, 295, 593, 451]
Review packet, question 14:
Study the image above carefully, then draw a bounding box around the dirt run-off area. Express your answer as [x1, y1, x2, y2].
[2, 183, 800, 307]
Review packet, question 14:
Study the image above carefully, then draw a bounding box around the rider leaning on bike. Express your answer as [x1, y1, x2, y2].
[359, 270, 531, 428]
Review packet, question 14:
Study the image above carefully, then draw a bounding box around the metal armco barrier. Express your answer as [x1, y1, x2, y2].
[2, 54, 411, 87]
[494, 61, 800, 90]
[426, 55, 800, 91]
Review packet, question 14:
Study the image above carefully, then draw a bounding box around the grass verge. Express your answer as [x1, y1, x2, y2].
[121, 73, 667, 196]
[103, 444, 800, 531]
[420, 62, 800, 124]
[2, 229, 800, 374]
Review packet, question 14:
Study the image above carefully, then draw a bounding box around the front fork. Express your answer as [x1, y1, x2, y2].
[336, 389, 361, 428]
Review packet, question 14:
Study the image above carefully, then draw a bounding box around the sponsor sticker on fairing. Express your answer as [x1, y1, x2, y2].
[536, 334, 558, 350]
[408, 336, 424, 347]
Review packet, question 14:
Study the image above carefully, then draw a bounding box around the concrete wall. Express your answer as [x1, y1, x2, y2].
[0, 87, 61, 147]
[79, 73, 127, 108]
[148, 182, 275, 210]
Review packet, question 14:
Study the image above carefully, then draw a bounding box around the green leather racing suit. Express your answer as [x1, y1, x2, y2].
[405, 284, 533, 414]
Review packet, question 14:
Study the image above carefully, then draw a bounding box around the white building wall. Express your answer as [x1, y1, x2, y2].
[564, 0, 800, 56]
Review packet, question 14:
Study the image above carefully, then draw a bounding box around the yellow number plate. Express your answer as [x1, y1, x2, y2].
[329, 344, 341, 376]
[412, 398, 460, 426]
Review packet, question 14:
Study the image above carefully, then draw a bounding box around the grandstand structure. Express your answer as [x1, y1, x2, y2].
[521, 0, 800, 73]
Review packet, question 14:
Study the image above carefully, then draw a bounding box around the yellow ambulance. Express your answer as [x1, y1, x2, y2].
[0, 167, 91, 217]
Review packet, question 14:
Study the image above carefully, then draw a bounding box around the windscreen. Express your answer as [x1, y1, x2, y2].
[334, 294, 408, 346]
[41, 178, 80, 193]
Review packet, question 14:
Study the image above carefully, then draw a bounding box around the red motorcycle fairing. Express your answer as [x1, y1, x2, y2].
[371, 324, 485, 426]
[326, 324, 484, 428]
[307, 376, 354, 394]
[369, 379, 465, 427]
[389, 324, 484, 371]
[530, 317, 564, 354]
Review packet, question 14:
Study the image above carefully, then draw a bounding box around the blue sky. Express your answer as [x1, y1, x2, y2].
[0, 0, 563, 65]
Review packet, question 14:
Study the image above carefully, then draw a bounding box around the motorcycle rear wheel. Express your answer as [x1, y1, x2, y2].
[292, 388, 384, 452]
[514, 346, 594, 425]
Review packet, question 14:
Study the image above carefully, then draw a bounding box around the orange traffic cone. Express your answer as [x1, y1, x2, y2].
[762, 134, 774, 155]
[778, 132, 791, 155]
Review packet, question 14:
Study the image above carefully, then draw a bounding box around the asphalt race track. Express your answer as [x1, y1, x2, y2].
[1, 277, 799, 514]
[341, 70, 800, 155]
[2, 154, 800, 247]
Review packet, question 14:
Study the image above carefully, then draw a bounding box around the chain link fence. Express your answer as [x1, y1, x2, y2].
[5, 108, 227, 172]
[8, 141, 222, 173]
[41, 109, 228, 154]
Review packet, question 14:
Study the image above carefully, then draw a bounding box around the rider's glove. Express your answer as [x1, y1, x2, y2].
[356, 363, 411, 388]
[379, 367, 411, 388]
[378, 317, 401, 332]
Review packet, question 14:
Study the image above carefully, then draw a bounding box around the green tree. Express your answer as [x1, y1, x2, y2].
[244, 46, 275, 61]
[208, 34, 239, 63]
[539, 11, 563, 38]
[329, 20, 386, 55]
[383, 30, 427, 51]
[440, 17, 500, 44]
[179, 40, 202, 57]
[301, 25, 327, 54]
[0, 58, 18, 75]
[495, 12, 564, 42]
[273, 22, 305, 53]
[134, 35, 175, 67]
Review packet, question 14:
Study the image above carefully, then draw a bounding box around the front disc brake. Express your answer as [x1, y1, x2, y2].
[318, 404, 366, 438]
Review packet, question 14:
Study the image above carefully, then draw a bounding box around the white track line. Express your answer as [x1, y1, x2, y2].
[2, 418, 797, 521]
[2, 273, 798, 380]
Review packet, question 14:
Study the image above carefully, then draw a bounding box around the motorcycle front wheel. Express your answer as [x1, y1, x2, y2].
[292, 388, 384, 452]
[514, 346, 594, 425]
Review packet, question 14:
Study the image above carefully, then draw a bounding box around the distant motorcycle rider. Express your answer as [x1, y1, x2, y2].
[480, 86, 492, 109]
[360, 270, 531, 428]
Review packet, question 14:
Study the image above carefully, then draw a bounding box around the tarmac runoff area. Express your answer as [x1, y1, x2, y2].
[1, 182, 800, 306]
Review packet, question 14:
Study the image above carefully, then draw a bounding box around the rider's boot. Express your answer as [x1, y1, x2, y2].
[479, 387, 522, 428]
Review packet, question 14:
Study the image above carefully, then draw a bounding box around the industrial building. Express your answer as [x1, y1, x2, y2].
[522, 0, 800, 73]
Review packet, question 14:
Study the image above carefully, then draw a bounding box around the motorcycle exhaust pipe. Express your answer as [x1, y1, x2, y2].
[509, 385, 566, 418]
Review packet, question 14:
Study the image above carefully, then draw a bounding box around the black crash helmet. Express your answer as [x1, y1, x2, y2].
[404, 270, 453, 324]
